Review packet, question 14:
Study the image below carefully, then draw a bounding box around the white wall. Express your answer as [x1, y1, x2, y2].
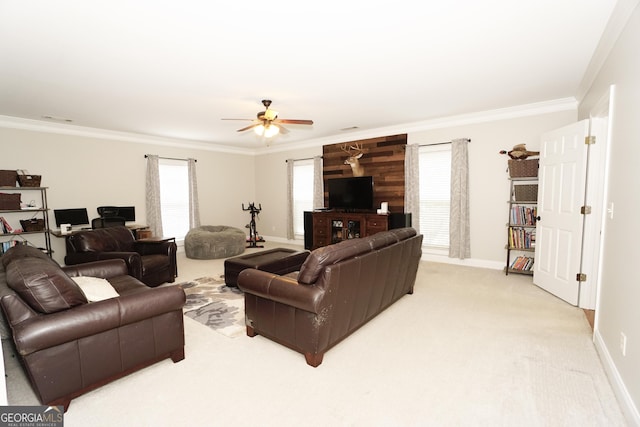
[578, 3, 640, 422]
[253, 110, 576, 268]
[0, 126, 255, 265]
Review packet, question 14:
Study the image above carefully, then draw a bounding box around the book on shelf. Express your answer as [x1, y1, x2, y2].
[510, 205, 537, 226]
[510, 255, 534, 271]
[508, 227, 536, 249]
[0, 216, 13, 234]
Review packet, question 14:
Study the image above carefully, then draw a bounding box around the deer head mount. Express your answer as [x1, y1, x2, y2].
[341, 142, 366, 177]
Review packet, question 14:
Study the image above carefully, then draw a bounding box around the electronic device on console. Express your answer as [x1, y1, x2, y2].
[327, 176, 374, 212]
[53, 208, 90, 228]
[97, 206, 135, 222]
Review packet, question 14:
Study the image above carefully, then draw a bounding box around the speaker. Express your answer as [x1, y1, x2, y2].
[389, 213, 412, 229]
[303, 211, 313, 250]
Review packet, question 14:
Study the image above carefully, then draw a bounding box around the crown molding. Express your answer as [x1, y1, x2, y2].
[0, 115, 255, 155]
[253, 97, 578, 154]
[1, 97, 577, 156]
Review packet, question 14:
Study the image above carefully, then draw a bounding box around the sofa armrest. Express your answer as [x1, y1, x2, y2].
[5, 286, 186, 356]
[134, 240, 177, 256]
[62, 259, 129, 279]
[238, 269, 324, 314]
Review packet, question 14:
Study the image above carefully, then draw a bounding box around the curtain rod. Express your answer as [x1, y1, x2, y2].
[285, 156, 322, 163]
[419, 138, 471, 147]
[144, 155, 197, 162]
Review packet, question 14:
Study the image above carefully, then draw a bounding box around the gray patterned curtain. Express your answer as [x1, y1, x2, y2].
[404, 144, 420, 235]
[188, 158, 200, 229]
[145, 155, 164, 238]
[449, 138, 470, 259]
[313, 156, 324, 209]
[286, 159, 294, 240]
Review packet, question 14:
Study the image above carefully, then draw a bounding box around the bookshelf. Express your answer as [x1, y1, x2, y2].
[0, 186, 52, 256]
[505, 177, 538, 275]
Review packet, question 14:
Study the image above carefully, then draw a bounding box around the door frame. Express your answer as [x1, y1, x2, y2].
[583, 85, 615, 313]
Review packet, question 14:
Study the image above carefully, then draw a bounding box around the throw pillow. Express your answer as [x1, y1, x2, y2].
[71, 276, 120, 302]
[6, 258, 87, 314]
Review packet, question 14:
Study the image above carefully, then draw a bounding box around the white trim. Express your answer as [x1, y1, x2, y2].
[421, 252, 504, 270]
[0, 115, 256, 155]
[594, 330, 640, 425]
[0, 97, 577, 156]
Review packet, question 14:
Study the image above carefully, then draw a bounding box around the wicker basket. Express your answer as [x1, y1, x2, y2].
[20, 218, 45, 232]
[0, 193, 21, 210]
[0, 170, 17, 187]
[508, 159, 538, 177]
[514, 184, 538, 202]
[17, 173, 42, 187]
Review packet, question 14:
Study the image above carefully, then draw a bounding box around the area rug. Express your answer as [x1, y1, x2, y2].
[180, 276, 245, 338]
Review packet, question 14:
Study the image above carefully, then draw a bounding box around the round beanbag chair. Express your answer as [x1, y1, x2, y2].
[184, 225, 246, 259]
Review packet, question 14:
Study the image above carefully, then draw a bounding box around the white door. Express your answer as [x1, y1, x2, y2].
[533, 120, 589, 305]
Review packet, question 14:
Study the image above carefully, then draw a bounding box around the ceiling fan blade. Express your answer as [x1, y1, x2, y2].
[275, 124, 290, 134]
[237, 123, 262, 132]
[275, 119, 314, 125]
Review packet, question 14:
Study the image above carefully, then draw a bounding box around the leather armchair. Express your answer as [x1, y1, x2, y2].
[64, 226, 177, 287]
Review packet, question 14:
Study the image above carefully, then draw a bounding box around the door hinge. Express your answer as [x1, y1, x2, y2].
[585, 136, 596, 145]
[581, 205, 592, 215]
[576, 273, 587, 282]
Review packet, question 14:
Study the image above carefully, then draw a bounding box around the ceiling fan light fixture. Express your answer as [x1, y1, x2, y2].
[253, 123, 280, 138]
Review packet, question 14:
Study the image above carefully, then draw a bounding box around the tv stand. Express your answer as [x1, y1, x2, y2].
[307, 211, 411, 250]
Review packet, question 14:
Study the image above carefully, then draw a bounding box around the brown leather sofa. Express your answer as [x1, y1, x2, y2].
[0, 244, 186, 410]
[237, 227, 423, 367]
[64, 226, 177, 287]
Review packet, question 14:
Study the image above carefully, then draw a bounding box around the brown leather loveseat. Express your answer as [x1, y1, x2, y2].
[238, 227, 423, 367]
[0, 244, 186, 410]
[64, 226, 177, 287]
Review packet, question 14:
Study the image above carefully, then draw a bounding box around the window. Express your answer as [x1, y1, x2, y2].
[159, 158, 189, 240]
[292, 159, 314, 238]
[419, 145, 451, 249]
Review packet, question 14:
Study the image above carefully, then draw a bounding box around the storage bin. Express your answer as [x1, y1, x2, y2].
[514, 184, 538, 202]
[0, 193, 21, 210]
[17, 172, 42, 187]
[20, 218, 45, 232]
[508, 159, 538, 177]
[0, 170, 17, 187]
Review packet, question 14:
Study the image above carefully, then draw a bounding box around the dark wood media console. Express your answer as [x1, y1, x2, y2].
[305, 211, 411, 250]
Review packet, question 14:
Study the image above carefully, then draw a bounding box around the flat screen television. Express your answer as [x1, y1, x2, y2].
[53, 208, 89, 227]
[327, 176, 374, 211]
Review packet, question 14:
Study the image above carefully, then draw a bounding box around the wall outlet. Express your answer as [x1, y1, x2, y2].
[620, 332, 627, 356]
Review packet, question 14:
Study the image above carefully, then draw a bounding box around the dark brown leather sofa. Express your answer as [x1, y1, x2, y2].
[64, 226, 177, 287]
[0, 244, 186, 410]
[237, 227, 423, 367]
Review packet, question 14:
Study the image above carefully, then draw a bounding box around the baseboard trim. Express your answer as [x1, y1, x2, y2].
[593, 329, 640, 425]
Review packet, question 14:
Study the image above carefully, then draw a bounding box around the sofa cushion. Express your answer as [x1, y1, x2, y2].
[1, 244, 58, 268]
[71, 276, 120, 302]
[298, 238, 373, 285]
[6, 257, 87, 314]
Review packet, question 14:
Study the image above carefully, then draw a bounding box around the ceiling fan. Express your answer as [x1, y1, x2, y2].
[222, 99, 313, 138]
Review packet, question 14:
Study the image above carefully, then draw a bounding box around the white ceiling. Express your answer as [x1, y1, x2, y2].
[0, 1, 620, 151]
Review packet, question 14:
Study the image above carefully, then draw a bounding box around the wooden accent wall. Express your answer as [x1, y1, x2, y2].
[322, 134, 407, 213]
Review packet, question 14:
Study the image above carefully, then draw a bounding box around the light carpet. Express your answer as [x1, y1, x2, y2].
[2, 257, 628, 426]
[181, 276, 245, 338]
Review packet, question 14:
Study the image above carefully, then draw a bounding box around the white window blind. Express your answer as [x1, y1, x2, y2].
[159, 159, 189, 240]
[293, 160, 314, 237]
[419, 145, 451, 248]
